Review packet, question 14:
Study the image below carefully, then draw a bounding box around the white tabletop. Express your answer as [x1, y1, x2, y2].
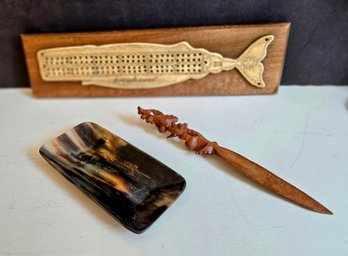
[0, 86, 347, 256]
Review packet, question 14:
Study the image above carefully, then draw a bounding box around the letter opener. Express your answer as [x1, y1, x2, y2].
[137, 107, 332, 214]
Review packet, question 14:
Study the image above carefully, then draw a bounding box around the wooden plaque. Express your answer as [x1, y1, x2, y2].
[22, 23, 290, 98]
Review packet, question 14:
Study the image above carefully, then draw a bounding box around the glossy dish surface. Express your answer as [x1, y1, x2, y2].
[39, 122, 186, 233]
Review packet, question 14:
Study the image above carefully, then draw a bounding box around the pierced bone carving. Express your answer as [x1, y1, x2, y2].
[37, 35, 274, 89]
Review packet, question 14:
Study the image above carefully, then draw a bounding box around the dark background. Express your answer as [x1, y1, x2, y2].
[1, 0, 347, 87]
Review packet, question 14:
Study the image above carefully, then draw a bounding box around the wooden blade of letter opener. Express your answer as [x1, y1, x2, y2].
[138, 107, 332, 214]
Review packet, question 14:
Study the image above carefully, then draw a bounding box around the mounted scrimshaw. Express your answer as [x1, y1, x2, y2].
[22, 23, 291, 97]
[37, 35, 274, 89]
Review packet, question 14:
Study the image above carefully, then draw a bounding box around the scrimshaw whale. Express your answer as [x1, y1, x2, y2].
[37, 35, 274, 89]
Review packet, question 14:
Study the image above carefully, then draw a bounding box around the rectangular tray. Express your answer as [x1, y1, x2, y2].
[39, 122, 186, 233]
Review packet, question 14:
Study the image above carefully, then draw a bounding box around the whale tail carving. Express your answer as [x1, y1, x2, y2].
[235, 35, 274, 88]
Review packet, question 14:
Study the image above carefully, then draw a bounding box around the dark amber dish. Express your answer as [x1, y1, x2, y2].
[40, 122, 186, 233]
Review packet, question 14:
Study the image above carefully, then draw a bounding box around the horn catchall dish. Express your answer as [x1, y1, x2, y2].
[39, 122, 186, 233]
[138, 107, 332, 215]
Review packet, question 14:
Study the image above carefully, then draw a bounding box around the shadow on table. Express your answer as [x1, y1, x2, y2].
[18, 88, 33, 98]
[26, 144, 126, 233]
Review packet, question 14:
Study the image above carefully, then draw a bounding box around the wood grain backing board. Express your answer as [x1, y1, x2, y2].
[21, 23, 290, 98]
